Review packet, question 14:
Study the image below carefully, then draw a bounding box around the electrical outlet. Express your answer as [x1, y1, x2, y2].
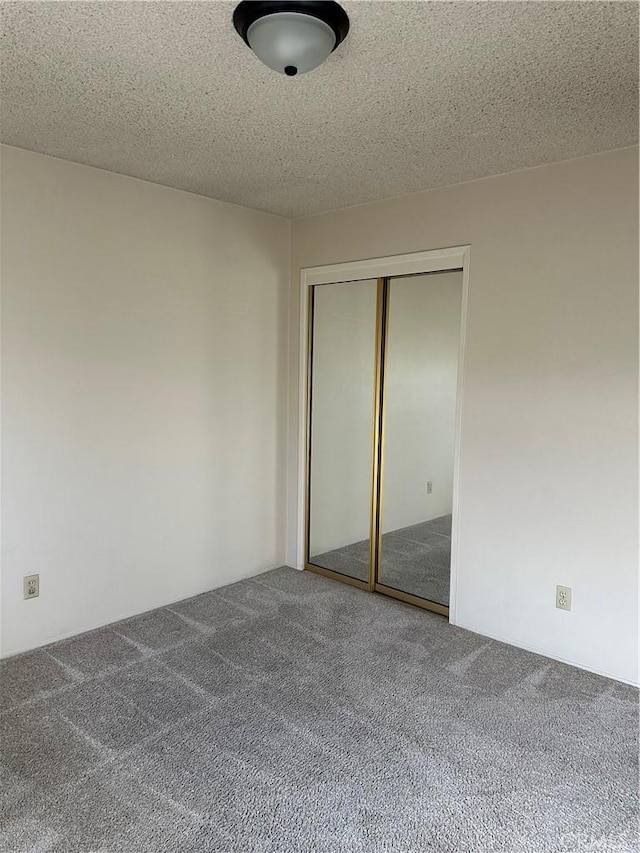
[556, 585, 571, 611]
[24, 574, 39, 600]
[427, 481, 433, 494]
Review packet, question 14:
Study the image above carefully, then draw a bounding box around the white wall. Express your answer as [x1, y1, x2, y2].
[0, 145, 290, 657]
[383, 272, 463, 533]
[2, 144, 637, 686]
[288, 147, 639, 685]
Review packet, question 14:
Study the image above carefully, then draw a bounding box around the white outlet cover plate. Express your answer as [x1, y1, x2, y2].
[556, 584, 572, 611]
[24, 573, 39, 599]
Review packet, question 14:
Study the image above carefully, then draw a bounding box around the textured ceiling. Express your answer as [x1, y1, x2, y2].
[1, 1, 637, 218]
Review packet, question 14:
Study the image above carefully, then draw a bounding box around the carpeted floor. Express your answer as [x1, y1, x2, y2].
[1, 567, 638, 852]
[311, 515, 452, 605]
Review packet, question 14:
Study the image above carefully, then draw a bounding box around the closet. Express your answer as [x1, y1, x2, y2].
[305, 271, 463, 616]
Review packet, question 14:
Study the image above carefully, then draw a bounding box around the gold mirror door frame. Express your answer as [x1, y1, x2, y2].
[305, 274, 460, 617]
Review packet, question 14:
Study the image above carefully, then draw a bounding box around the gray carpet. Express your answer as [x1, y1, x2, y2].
[311, 515, 452, 605]
[1, 567, 638, 853]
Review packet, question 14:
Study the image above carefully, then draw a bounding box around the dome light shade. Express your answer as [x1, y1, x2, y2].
[247, 13, 335, 76]
[233, 1, 350, 76]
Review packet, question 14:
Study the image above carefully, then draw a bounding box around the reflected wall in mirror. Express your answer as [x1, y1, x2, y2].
[378, 271, 463, 606]
[307, 279, 378, 582]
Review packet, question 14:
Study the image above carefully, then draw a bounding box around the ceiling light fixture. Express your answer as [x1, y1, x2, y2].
[233, 1, 350, 77]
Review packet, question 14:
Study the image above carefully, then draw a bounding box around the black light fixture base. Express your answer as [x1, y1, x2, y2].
[233, 1, 350, 50]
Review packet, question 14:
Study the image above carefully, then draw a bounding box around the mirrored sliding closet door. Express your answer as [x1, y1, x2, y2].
[376, 271, 463, 613]
[305, 270, 463, 616]
[306, 279, 379, 587]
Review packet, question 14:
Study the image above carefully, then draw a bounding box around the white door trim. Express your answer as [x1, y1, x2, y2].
[296, 246, 471, 624]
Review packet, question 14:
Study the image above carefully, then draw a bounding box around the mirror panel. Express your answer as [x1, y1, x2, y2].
[378, 271, 463, 605]
[307, 279, 378, 582]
